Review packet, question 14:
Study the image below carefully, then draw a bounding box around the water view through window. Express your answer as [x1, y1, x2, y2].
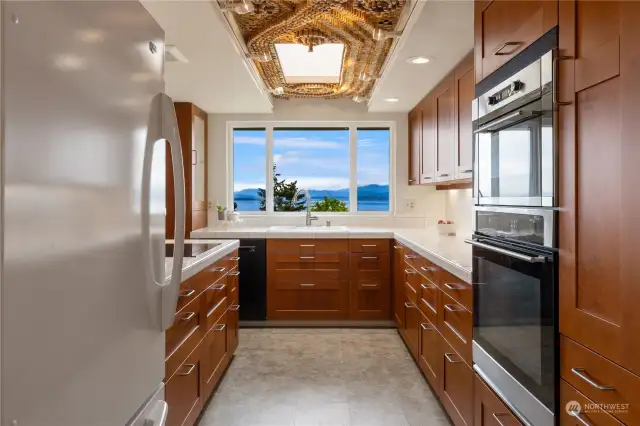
[357, 128, 390, 211]
[233, 128, 266, 212]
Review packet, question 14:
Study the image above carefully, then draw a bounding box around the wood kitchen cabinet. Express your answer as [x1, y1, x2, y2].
[558, 0, 640, 377]
[393, 242, 405, 327]
[442, 338, 474, 426]
[408, 107, 422, 185]
[349, 251, 391, 320]
[166, 102, 208, 239]
[474, 374, 524, 426]
[474, 0, 558, 83]
[434, 73, 456, 183]
[420, 93, 436, 184]
[165, 344, 203, 426]
[454, 53, 475, 180]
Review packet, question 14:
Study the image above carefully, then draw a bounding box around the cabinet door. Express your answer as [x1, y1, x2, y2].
[393, 243, 405, 327]
[350, 253, 391, 320]
[474, 0, 558, 83]
[420, 93, 436, 184]
[474, 374, 524, 426]
[454, 53, 475, 180]
[442, 339, 474, 426]
[435, 74, 455, 182]
[404, 298, 420, 359]
[408, 107, 422, 185]
[166, 346, 203, 426]
[559, 380, 623, 426]
[201, 314, 229, 400]
[227, 304, 240, 355]
[558, 0, 640, 376]
[192, 112, 207, 212]
[419, 315, 442, 394]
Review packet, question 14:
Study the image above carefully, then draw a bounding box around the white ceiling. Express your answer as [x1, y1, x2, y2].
[368, 0, 474, 112]
[141, 0, 273, 113]
[142, 0, 473, 115]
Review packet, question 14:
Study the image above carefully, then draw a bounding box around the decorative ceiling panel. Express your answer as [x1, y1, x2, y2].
[224, 0, 407, 99]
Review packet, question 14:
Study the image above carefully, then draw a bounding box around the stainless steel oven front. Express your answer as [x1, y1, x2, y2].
[473, 50, 556, 207]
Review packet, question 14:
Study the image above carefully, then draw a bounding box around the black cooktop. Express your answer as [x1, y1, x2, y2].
[165, 243, 221, 258]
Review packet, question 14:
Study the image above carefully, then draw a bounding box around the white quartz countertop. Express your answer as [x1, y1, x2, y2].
[165, 239, 239, 283]
[191, 226, 471, 283]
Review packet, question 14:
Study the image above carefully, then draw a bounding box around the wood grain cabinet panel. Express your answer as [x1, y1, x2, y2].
[441, 294, 473, 366]
[420, 93, 436, 184]
[440, 269, 473, 312]
[454, 53, 475, 180]
[349, 239, 390, 253]
[419, 314, 443, 394]
[559, 380, 624, 426]
[558, 0, 640, 376]
[166, 344, 202, 426]
[350, 253, 390, 320]
[418, 280, 440, 328]
[409, 107, 422, 185]
[435, 73, 456, 183]
[442, 338, 474, 426]
[404, 297, 420, 359]
[393, 242, 406, 327]
[474, 374, 524, 426]
[474, 0, 558, 83]
[166, 299, 202, 381]
[201, 313, 229, 401]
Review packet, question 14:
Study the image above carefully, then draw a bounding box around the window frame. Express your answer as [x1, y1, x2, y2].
[227, 121, 396, 216]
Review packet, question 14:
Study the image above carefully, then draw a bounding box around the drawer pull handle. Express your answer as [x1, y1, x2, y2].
[571, 368, 614, 391]
[420, 283, 435, 289]
[568, 410, 592, 426]
[180, 312, 196, 322]
[420, 266, 438, 273]
[404, 255, 416, 259]
[362, 256, 378, 260]
[362, 244, 377, 247]
[178, 364, 196, 376]
[229, 271, 240, 276]
[300, 244, 315, 247]
[404, 302, 415, 309]
[420, 323, 433, 331]
[444, 353, 461, 363]
[462, 169, 473, 173]
[492, 413, 511, 426]
[444, 304, 464, 312]
[213, 324, 226, 332]
[421, 298, 436, 314]
[405, 269, 417, 275]
[444, 283, 462, 291]
[493, 41, 521, 56]
[212, 266, 226, 273]
[210, 283, 226, 291]
[300, 256, 315, 260]
[179, 289, 195, 298]
[300, 283, 315, 287]
[362, 283, 378, 287]
[228, 304, 240, 311]
[394, 245, 402, 249]
[230, 256, 240, 261]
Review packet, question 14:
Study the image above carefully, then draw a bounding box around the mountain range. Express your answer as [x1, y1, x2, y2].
[234, 184, 389, 200]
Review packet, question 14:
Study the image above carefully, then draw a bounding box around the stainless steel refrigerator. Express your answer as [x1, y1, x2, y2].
[1, 1, 186, 424]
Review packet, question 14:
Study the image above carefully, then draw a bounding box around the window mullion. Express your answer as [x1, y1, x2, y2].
[266, 126, 274, 213]
[349, 126, 357, 213]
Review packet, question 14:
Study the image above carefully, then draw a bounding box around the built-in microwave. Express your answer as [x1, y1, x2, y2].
[472, 50, 556, 207]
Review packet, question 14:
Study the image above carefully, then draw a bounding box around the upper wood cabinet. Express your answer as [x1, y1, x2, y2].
[474, 0, 558, 83]
[420, 93, 436, 184]
[434, 73, 456, 183]
[454, 53, 475, 180]
[558, 0, 640, 376]
[408, 107, 422, 185]
[166, 102, 208, 239]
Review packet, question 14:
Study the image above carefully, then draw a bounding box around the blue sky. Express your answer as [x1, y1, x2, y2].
[233, 128, 389, 191]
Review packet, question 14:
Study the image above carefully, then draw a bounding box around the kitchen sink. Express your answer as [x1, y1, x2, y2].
[268, 225, 348, 231]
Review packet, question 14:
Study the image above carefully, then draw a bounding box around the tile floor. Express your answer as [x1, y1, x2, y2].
[199, 328, 451, 426]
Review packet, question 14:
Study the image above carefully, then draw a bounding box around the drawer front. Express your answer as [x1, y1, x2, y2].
[166, 346, 202, 426]
[474, 374, 524, 426]
[166, 297, 201, 357]
[559, 380, 624, 426]
[201, 313, 230, 400]
[268, 239, 349, 254]
[229, 249, 240, 270]
[419, 314, 442, 394]
[202, 274, 228, 318]
[274, 269, 342, 290]
[349, 239, 390, 253]
[441, 294, 472, 365]
[350, 253, 389, 272]
[440, 269, 472, 312]
[419, 281, 440, 327]
[416, 258, 441, 285]
[204, 295, 227, 332]
[404, 298, 420, 358]
[561, 336, 640, 424]
[227, 304, 240, 354]
[404, 267, 420, 304]
[268, 285, 349, 320]
[442, 339, 474, 426]
[350, 272, 391, 320]
[403, 248, 424, 271]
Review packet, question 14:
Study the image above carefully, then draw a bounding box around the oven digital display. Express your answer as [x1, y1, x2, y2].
[488, 80, 525, 105]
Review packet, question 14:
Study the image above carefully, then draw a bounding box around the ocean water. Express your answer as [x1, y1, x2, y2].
[234, 197, 389, 212]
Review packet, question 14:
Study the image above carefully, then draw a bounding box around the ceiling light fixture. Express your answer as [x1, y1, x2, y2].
[407, 56, 431, 64]
[384, 97, 400, 103]
[224, 0, 254, 14]
[357, 71, 377, 82]
[352, 95, 369, 103]
[372, 28, 402, 41]
[247, 52, 271, 62]
[271, 87, 285, 96]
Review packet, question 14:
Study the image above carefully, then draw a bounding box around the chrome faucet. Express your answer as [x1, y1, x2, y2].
[293, 189, 318, 226]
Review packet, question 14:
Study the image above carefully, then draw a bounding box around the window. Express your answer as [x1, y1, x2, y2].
[233, 128, 266, 212]
[230, 123, 392, 214]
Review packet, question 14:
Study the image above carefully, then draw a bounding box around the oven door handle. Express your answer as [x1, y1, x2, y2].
[464, 239, 548, 263]
[474, 110, 541, 134]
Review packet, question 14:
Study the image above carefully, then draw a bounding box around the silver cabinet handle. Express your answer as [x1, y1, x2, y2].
[420, 266, 438, 273]
[228, 304, 240, 311]
[439, 173, 449, 177]
[300, 283, 315, 287]
[404, 302, 415, 309]
[444, 353, 461, 363]
[421, 298, 436, 314]
[212, 266, 226, 273]
[492, 413, 511, 426]
[462, 169, 473, 173]
[553, 55, 573, 108]
[230, 256, 240, 261]
[568, 410, 592, 426]
[422, 176, 432, 180]
[404, 254, 416, 259]
[361, 283, 378, 287]
[180, 312, 196, 322]
[210, 283, 226, 291]
[493, 41, 521, 55]
[444, 304, 464, 312]
[394, 245, 402, 249]
[178, 364, 196, 376]
[229, 271, 240, 276]
[421, 283, 435, 289]
[444, 283, 462, 291]
[420, 323, 433, 331]
[362, 256, 378, 260]
[362, 244, 377, 247]
[179, 289, 195, 298]
[300, 244, 315, 247]
[571, 368, 614, 390]
[405, 269, 417, 275]
[213, 324, 226, 332]
[300, 256, 315, 260]
[465, 239, 549, 263]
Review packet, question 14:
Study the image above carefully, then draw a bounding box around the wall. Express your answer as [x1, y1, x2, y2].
[443, 188, 474, 239]
[207, 99, 446, 228]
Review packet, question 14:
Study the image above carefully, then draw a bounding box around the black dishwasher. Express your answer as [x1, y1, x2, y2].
[236, 239, 267, 321]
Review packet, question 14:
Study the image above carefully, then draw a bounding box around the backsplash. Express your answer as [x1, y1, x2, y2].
[444, 188, 473, 238]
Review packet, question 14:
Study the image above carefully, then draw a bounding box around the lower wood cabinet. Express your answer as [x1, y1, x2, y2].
[418, 313, 442, 394]
[393, 243, 405, 327]
[349, 252, 390, 320]
[404, 298, 420, 359]
[165, 344, 203, 426]
[474, 374, 524, 426]
[442, 338, 474, 426]
[559, 380, 623, 426]
[201, 313, 230, 400]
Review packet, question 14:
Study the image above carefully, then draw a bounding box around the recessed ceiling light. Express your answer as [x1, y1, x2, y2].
[384, 97, 400, 103]
[407, 56, 431, 65]
[271, 87, 285, 96]
[275, 43, 344, 84]
[53, 54, 86, 71]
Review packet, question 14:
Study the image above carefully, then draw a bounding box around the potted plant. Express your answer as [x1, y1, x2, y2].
[216, 205, 227, 221]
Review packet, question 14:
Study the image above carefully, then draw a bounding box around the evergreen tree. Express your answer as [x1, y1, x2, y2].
[257, 164, 306, 211]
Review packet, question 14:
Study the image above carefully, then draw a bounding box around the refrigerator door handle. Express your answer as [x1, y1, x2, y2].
[142, 93, 185, 330]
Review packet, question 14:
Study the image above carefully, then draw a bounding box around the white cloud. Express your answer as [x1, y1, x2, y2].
[273, 152, 299, 165]
[234, 135, 266, 145]
[234, 181, 265, 191]
[274, 137, 345, 149]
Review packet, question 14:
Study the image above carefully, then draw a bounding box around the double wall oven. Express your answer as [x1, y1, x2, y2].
[470, 49, 558, 426]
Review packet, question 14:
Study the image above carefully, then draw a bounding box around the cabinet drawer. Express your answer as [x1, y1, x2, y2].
[274, 269, 342, 290]
[474, 374, 524, 426]
[204, 295, 227, 333]
[442, 338, 474, 426]
[440, 270, 472, 312]
[166, 299, 202, 379]
[560, 336, 640, 424]
[418, 281, 440, 327]
[268, 239, 349, 254]
[229, 249, 240, 270]
[404, 298, 420, 359]
[416, 257, 441, 285]
[403, 247, 425, 272]
[404, 267, 420, 304]
[165, 345, 202, 426]
[268, 285, 349, 320]
[419, 314, 442, 394]
[202, 275, 228, 320]
[441, 294, 472, 365]
[201, 312, 230, 400]
[349, 239, 390, 253]
[559, 380, 623, 426]
[350, 253, 389, 272]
